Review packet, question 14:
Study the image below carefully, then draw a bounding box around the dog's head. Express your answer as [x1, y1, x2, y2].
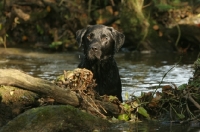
[76, 25, 125, 60]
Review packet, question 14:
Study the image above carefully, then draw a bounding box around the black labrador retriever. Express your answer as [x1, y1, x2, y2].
[76, 25, 125, 102]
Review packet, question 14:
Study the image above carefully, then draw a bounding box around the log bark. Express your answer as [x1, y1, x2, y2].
[0, 69, 121, 115]
[0, 69, 79, 106]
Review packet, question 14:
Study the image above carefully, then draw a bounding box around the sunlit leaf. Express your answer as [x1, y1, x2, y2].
[155, 4, 173, 11]
[10, 90, 14, 95]
[118, 114, 129, 121]
[56, 75, 65, 82]
[14, 17, 20, 24]
[111, 116, 118, 121]
[108, 96, 118, 102]
[131, 101, 139, 109]
[138, 107, 150, 119]
[49, 41, 63, 48]
[130, 113, 137, 120]
[125, 92, 129, 100]
[176, 113, 185, 119]
[123, 103, 131, 112]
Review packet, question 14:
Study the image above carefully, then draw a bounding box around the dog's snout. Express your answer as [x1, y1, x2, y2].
[89, 43, 99, 51]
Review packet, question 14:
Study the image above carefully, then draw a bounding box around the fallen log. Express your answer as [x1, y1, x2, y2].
[0, 69, 79, 106]
[0, 69, 121, 115]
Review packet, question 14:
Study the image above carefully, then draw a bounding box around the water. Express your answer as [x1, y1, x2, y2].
[119, 52, 196, 98]
[0, 48, 199, 131]
[0, 49, 197, 99]
[112, 121, 200, 132]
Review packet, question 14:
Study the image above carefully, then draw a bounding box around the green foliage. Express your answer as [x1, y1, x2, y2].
[153, 0, 183, 11]
[138, 107, 150, 119]
[155, 4, 174, 11]
[123, 103, 132, 111]
[176, 113, 185, 119]
[178, 84, 187, 90]
[118, 114, 129, 121]
[172, 0, 181, 4]
[49, 41, 63, 49]
[36, 24, 44, 35]
[118, 100, 150, 121]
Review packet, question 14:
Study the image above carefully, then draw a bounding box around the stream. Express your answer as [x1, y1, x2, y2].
[0, 48, 199, 131]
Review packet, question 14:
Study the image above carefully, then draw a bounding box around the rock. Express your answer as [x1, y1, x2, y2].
[0, 105, 111, 132]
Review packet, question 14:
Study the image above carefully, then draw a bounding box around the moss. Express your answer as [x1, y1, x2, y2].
[0, 85, 39, 127]
[0, 85, 38, 104]
[0, 105, 111, 132]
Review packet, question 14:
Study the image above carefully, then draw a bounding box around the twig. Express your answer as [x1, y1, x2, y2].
[152, 56, 182, 97]
[180, 113, 200, 124]
[81, 94, 107, 118]
[185, 100, 195, 118]
[187, 93, 200, 110]
[175, 24, 181, 47]
[142, 0, 152, 8]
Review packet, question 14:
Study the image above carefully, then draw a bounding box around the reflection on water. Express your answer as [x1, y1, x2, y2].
[119, 52, 196, 98]
[112, 121, 200, 132]
[0, 49, 199, 131]
[0, 50, 197, 98]
[0, 52, 80, 80]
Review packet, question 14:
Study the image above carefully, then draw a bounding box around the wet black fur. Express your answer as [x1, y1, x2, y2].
[76, 25, 125, 102]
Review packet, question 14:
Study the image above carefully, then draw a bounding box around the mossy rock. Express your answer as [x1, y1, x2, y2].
[0, 85, 39, 127]
[0, 105, 111, 132]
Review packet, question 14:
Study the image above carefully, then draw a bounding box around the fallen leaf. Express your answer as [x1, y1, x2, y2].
[138, 107, 150, 119]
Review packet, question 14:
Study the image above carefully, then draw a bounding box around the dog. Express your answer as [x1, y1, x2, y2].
[76, 25, 125, 102]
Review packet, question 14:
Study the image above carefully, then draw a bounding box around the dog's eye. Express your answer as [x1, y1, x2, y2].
[101, 34, 108, 41]
[87, 33, 94, 40]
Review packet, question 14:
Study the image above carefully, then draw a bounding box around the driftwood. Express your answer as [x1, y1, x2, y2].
[0, 69, 121, 115]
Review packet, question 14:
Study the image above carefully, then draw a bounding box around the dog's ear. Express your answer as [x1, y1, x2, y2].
[76, 28, 87, 47]
[107, 27, 125, 52]
[76, 25, 91, 47]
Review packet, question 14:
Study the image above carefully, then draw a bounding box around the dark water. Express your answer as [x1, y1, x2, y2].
[0, 49, 196, 98]
[112, 121, 200, 132]
[0, 48, 199, 131]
